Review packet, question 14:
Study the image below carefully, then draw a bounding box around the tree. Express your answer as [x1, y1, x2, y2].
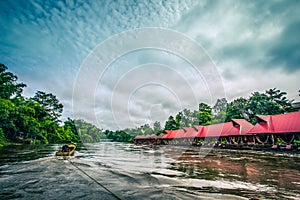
[246, 89, 296, 124]
[104, 129, 133, 142]
[30, 91, 63, 121]
[211, 111, 226, 124]
[64, 118, 79, 136]
[225, 97, 248, 122]
[14, 100, 40, 140]
[153, 121, 162, 135]
[0, 98, 17, 140]
[213, 98, 228, 114]
[138, 124, 153, 135]
[164, 116, 177, 130]
[197, 103, 213, 125]
[211, 98, 228, 124]
[180, 109, 192, 127]
[265, 88, 295, 112]
[225, 88, 295, 124]
[247, 92, 281, 123]
[171, 109, 199, 128]
[74, 119, 105, 143]
[0, 128, 4, 145]
[175, 112, 183, 129]
[0, 64, 26, 99]
[0, 64, 86, 144]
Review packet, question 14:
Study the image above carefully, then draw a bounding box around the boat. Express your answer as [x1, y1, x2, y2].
[55, 144, 76, 156]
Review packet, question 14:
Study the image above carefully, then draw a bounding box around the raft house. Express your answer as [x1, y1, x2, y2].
[134, 111, 300, 151]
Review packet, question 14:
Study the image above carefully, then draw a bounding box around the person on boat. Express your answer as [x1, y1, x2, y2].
[62, 144, 69, 152]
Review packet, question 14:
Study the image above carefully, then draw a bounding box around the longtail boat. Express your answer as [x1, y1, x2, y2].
[55, 144, 76, 156]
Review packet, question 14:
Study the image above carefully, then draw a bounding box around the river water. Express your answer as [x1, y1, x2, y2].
[0, 142, 300, 200]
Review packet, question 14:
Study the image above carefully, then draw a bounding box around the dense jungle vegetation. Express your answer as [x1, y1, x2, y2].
[0, 64, 83, 145]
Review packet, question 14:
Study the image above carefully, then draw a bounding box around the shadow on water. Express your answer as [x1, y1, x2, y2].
[0, 143, 300, 199]
[0, 144, 56, 166]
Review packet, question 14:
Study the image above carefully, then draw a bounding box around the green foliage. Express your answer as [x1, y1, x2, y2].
[103, 121, 164, 142]
[0, 64, 81, 144]
[266, 88, 295, 112]
[0, 128, 5, 145]
[197, 103, 213, 125]
[180, 108, 201, 127]
[104, 129, 133, 142]
[163, 103, 213, 131]
[64, 118, 79, 135]
[179, 109, 197, 127]
[30, 91, 63, 122]
[0, 98, 17, 139]
[153, 121, 162, 135]
[0, 64, 26, 99]
[247, 92, 281, 124]
[293, 140, 300, 146]
[211, 111, 226, 124]
[225, 97, 248, 122]
[213, 98, 228, 114]
[74, 119, 105, 143]
[164, 116, 177, 130]
[276, 138, 284, 145]
[175, 112, 182, 129]
[212, 98, 228, 124]
[225, 88, 295, 124]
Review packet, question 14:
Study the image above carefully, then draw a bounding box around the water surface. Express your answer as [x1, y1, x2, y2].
[1, 143, 299, 199]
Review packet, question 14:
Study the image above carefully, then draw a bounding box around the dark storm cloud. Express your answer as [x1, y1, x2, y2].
[268, 21, 300, 72]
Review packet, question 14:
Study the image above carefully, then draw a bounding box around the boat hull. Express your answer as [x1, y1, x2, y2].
[55, 144, 76, 156]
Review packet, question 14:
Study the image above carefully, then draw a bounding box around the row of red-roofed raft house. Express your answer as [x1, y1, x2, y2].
[134, 111, 300, 151]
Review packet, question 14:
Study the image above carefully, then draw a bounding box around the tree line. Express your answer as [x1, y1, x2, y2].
[165, 88, 295, 129]
[104, 88, 296, 142]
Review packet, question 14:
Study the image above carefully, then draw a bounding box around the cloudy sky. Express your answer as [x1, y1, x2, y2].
[1, 0, 300, 130]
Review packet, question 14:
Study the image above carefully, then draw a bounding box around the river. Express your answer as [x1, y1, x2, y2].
[0, 142, 300, 200]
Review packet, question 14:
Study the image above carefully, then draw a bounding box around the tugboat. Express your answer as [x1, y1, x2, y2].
[55, 143, 76, 156]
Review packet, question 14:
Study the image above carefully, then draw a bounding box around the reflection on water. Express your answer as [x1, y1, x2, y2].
[0, 143, 300, 199]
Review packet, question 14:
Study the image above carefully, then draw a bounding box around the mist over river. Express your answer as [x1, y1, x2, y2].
[1, 142, 300, 200]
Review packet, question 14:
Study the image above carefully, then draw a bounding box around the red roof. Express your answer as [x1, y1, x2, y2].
[164, 129, 184, 139]
[183, 127, 198, 138]
[195, 126, 204, 137]
[162, 130, 172, 139]
[162, 130, 182, 139]
[248, 112, 300, 134]
[163, 129, 193, 139]
[195, 119, 254, 138]
[164, 120, 252, 139]
[231, 119, 254, 135]
[203, 122, 234, 137]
